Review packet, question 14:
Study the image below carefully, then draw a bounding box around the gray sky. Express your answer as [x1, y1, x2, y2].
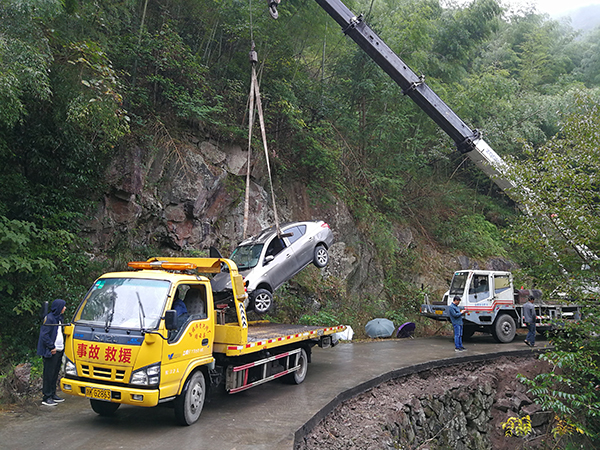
[524, 0, 600, 16]
[451, 0, 600, 17]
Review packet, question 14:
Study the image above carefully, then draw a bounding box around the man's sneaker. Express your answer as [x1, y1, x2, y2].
[524, 340, 530, 346]
[42, 398, 57, 406]
[52, 395, 65, 403]
[455, 348, 461, 352]
[459, 347, 467, 351]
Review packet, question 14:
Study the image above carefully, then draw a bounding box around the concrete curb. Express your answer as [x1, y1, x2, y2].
[294, 347, 546, 447]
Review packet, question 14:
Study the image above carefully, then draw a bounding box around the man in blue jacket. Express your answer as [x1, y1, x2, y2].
[37, 299, 67, 406]
[449, 296, 467, 352]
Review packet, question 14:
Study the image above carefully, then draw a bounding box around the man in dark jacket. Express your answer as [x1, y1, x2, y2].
[449, 296, 467, 352]
[37, 299, 67, 406]
[523, 295, 536, 347]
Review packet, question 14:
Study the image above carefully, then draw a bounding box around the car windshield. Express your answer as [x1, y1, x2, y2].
[449, 272, 469, 297]
[231, 244, 264, 270]
[74, 278, 170, 330]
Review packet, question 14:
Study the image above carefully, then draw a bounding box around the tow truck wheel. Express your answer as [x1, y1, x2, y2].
[492, 314, 516, 343]
[313, 245, 329, 268]
[174, 371, 206, 426]
[252, 289, 274, 315]
[285, 348, 308, 385]
[90, 399, 120, 416]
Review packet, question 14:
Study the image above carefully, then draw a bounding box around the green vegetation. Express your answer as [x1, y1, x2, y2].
[1, 1, 599, 443]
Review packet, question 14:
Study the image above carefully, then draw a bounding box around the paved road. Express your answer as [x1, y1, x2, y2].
[0, 335, 544, 450]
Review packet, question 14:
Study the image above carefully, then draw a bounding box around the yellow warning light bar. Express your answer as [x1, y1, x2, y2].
[127, 261, 198, 271]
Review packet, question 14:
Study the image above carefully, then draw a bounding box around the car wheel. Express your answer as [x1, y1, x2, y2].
[313, 245, 328, 268]
[174, 371, 206, 426]
[252, 289, 274, 315]
[90, 399, 120, 416]
[284, 348, 308, 384]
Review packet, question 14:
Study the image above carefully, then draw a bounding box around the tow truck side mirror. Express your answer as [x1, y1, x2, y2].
[165, 310, 177, 330]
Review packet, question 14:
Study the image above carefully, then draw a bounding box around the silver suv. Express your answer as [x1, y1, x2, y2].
[211, 220, 334, 314]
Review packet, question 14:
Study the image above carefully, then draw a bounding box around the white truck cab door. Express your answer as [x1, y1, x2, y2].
[468, 274, 492, 304]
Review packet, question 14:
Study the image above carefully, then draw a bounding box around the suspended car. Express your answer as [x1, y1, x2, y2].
[211, 220, 334, 314]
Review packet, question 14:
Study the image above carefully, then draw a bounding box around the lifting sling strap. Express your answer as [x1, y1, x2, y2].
[243, 42, 281, 239]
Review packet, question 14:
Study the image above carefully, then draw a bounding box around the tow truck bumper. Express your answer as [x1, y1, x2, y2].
[60, 377, 161, 407]
[420, 304, 450, 321]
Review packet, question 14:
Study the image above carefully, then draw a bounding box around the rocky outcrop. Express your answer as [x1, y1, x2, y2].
[81, 131, 508, 298]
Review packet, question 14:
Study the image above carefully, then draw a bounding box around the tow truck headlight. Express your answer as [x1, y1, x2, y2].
[130, 363, 161, 386]
[65, 357, 77, 377]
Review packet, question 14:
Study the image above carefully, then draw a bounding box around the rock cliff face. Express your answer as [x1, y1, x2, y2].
[81, 133, 513, 300]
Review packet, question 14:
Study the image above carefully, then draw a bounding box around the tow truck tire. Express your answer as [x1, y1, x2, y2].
[492, 314, 516, 343]
[90, 399, 120, 416]
[174, 371, 206, 426]
[251, 289, 274, 315]
[313, 245, 329, 268]
[285, 348, 308, 385]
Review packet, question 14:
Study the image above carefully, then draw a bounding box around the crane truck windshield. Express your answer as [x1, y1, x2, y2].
[449, 272, 469, 297]
[74, 278, 170, 330]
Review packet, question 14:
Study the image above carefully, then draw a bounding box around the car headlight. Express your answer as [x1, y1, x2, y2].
[65, 357, 77, 377]
[130, 363, 161, 386]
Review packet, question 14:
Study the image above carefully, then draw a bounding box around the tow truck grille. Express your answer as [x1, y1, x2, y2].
[81, 364, 126, 381]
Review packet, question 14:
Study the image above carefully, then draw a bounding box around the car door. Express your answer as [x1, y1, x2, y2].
[284, 224, 310, 271]
[262, 233, 295, 290]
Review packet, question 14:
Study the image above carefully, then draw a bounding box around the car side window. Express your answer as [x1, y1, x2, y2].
[285, 226, 305, 245]
[265, 236, 286, 259]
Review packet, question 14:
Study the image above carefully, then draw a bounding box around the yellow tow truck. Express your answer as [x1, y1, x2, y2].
[60, 257, 344, 425]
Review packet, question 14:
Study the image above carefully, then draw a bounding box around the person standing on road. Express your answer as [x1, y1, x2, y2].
[37, 299, 67, 406]
[523, 295, 536, 347]
[449, 296, 467, 352]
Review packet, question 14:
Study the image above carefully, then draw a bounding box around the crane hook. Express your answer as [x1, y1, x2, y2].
[268, 0, 280, 19]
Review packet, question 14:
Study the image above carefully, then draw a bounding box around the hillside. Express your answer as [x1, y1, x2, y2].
[1, 0, 600, 358]
[560, 4, 600, 31]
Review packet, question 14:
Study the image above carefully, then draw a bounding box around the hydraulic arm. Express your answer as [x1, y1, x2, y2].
[268, 0, 515, 192]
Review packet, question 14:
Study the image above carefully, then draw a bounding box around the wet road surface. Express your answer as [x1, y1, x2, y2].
[0, 335, 544, 450]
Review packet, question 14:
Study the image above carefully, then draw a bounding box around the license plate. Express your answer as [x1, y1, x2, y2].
[435, 310, 444, 315]
[85, 387, 111, 400]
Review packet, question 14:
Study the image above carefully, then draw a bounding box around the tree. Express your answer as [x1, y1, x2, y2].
[507, 91, 600, 443]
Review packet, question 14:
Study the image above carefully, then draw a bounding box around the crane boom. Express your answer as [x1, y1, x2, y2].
[269, 0, 515, 192]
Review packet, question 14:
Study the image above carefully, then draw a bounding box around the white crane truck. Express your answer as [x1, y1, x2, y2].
[420, 269, 582, 343]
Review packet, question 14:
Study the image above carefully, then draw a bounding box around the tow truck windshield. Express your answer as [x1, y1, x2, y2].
[74, 278, 170, 330]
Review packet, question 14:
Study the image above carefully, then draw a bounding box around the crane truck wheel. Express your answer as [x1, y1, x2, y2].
[463, 325, 476, 340]
[90, 399, 120, 416]
[313, 245, 329, 268]
[174, 371, 206, 426]
[285, 348, 308, 384]
[492, 314, 516, 343]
